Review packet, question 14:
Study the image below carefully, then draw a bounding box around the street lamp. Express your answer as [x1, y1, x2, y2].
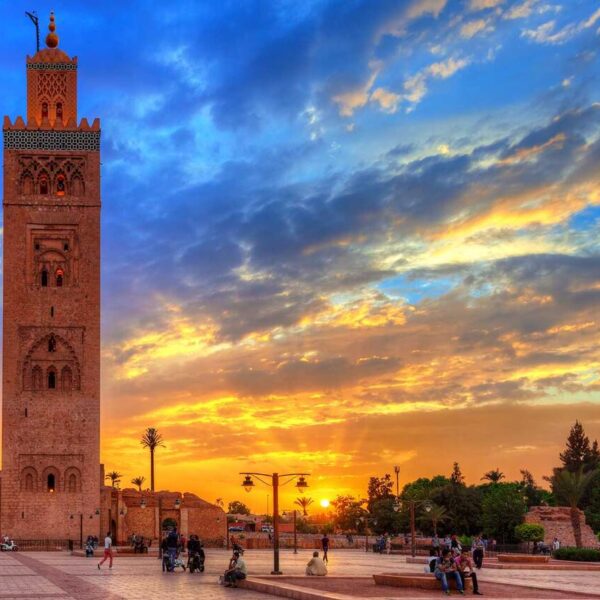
[359, 515, 377, 553]
[282, 509, 299, 554]
[240, 471, 310, 575]
[395, 497, 432, 557]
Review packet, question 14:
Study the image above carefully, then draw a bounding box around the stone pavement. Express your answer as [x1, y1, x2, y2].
[0, 549, 598, 599]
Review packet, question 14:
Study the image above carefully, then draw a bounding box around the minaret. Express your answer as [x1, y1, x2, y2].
[1, 13, 101, 540]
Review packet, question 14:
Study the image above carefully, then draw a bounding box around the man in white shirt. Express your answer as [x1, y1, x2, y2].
[306, 551, 328, 576]
[97, 532, 113, 569]
[223, 551, 247, 587]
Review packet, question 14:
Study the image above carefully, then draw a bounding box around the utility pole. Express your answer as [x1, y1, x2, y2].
[394, 465, 400, 497]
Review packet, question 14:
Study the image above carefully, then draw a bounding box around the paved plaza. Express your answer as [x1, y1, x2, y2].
[0, 549, 599, 599]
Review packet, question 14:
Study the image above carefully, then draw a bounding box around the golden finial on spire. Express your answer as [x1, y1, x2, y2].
[45, 11, 59, 48]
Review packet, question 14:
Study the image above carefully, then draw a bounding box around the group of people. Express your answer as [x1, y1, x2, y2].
[429, 548, 483, 596]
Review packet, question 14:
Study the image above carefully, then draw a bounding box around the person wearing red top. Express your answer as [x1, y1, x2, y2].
[455, 549, 483, 595]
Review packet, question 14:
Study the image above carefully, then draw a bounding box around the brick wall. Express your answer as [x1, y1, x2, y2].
[525, 506, 599, 547]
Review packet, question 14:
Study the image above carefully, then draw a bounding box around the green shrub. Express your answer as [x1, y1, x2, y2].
[553, 548, 600, 562]
[514, 523, 544, 543]
[459, 535, 472, 547]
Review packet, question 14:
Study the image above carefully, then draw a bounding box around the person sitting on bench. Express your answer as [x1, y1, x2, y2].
[434, 549, 464, 596]
[455, 549, 483, 595]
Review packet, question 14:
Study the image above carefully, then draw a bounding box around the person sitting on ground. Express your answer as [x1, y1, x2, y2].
[306, 551, 328, 576]
[455, 549, 483, 595]
[223, 550, 247, 587]
[434, 549, 464, 596]
[427, 548, 438, 573]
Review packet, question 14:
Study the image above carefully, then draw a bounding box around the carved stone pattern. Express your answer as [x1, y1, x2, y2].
[4, 131, 100, 152]
[27, 62, 77, 71]
[37, 72, 67, 101]
[18, 154, 86, 196]
[21, 332, 82, 392]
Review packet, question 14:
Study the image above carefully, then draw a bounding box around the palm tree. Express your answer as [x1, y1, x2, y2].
[294, 497, 314, 516]
[551, 468, 595, 548]
[131, 476, 146, 491]
[418, 503, 449, 536]
[481, 468, 505, 483]
[140, 427, 165, 492]
[105, 470, 123, 488]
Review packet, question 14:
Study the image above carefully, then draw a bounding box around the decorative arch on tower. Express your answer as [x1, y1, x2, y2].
[20, 466, 39, 492]
[42, 466, 60, 493]
[22, 332, 81, 392]
[20, 171, 34, 195]
[64, 466, 81, 492]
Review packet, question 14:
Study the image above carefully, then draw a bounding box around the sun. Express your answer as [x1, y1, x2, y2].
[320, 498, 330, 508]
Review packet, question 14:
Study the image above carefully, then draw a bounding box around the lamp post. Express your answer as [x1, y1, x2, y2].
[282, 509, 298, 554]
[394, 497, 432, 557]
[70, 511, 97, 549]
[394, 466, 400, 497]
[240, 471, 309, 574]
[358, 515, 377, 552]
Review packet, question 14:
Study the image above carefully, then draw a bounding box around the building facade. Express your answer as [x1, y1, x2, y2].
[1, 14, 101, 539]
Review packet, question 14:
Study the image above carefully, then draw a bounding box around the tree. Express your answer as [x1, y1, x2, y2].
[105, 471, 122, 488]
[514, 523, 544, 553]
[131, 476, 145, 491]
[584, 472, 600, 533]
[367, 474, 393, 511]
[418, 503, 449, 536]
[228, 500, 251, 515]
[550, 468, 596, 548]
[518, 469, 553, 508]
[481, 483, 527, 543]
[481, 468, 505, 483]
[215, 498, 225, 509]
[294, 496, 314, 516]
[450, 462, 465, 485]
[140, 427, 165, 492]
[560, 421, 600, 473]
[331, 495, 367, 532]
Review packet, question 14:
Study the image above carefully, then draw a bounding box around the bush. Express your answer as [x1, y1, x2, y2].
[553, 548, 600, 562]
[514, 523, 544, 543]
[459, 535, 472, 547]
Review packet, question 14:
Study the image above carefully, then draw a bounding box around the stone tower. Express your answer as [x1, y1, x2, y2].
[1, 13, 101, 540]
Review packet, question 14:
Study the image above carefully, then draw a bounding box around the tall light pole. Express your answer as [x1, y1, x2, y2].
[283, 509, 298, 554]
[394, 466, 400, 497]
[241, 472, 309, 574]
[394, 498, 432, 557]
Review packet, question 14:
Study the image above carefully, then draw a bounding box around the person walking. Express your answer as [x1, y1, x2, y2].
[472, 536, 484, 569]
[97, 532, 113, 570]
[321, 533, 330, 563]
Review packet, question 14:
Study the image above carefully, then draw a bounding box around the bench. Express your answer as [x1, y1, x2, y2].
[373, 573, 472, 591]
[497, 554, 550, 564]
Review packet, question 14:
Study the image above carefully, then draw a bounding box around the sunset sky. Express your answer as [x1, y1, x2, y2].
[1, 0, 599, 512]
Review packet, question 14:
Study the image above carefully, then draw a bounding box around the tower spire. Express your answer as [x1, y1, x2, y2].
[45, 11, 59, 48]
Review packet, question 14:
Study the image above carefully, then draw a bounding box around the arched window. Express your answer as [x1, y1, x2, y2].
[21, 174, 34, 195]
[71, 175, 84, 196]
[42, 102, 48, 119]
[39, 175, 49, 195]
[55, 269, 64, 287]
[56, 102, 63, 120]
[32, 366, 43, 390]
[56, 174, 66, 197]
[48, 336, 56, 352]
[25, 473, 34, 491]
[47, 473, 55, 492]
[48, 368, 56, 390]
[41, 269, 48, 287]
[61, 366, 73, 392]
[68, 473, 77, 492]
